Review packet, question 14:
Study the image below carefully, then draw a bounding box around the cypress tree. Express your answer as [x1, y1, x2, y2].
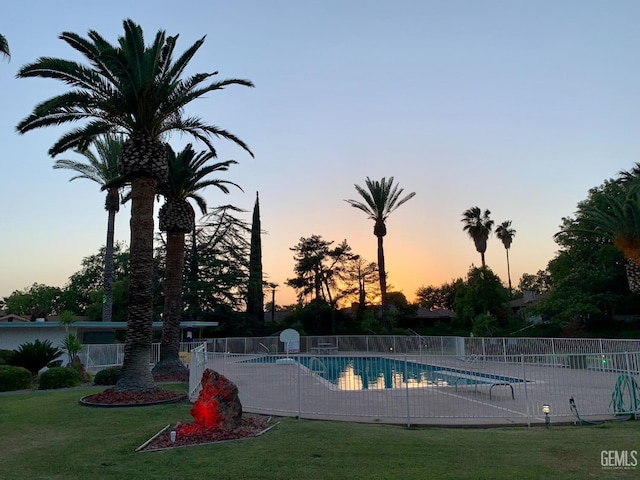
[247, 192, 264, 322]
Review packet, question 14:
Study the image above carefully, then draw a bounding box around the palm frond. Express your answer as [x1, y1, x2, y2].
[495, 220, 516, 249]
[0, 33, 10, 59]
[346, 176, 415, 223]
[17, 20, 253, 160]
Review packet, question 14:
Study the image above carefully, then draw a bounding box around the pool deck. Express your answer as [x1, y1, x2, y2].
[204, 353, 635, 427]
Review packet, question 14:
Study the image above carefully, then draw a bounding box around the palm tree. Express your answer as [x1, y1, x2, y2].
[152, 144, 241, 379]
[16, 20, 253, 393]
[580, 189, 640, 294]
[345, 177, 415, 328]
[618, 163, 640, 192]
[461, 207, 494, 268]
[495, 220, 516, 292]
[53, 134, 126, 322]
[0, 34, 9, 59]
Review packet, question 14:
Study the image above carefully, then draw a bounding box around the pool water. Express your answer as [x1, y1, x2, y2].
[245, 355, 525, 391]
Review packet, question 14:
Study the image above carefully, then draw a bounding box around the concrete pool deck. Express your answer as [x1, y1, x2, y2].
[203, 353, 637, 427]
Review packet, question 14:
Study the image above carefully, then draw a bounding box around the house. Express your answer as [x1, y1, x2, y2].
[412, 308, 455, 327]
[0, 320, 218, 351]
[509, 291, 544, 323]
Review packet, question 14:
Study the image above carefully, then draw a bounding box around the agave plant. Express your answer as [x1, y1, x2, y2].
[9, 340, 63, 376]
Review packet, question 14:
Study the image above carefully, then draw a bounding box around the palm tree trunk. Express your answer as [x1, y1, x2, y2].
[377, 234, 390, 331]
[625, 258, 640, 294]
[188, 228, 199, 321]
[480, 251, 486, 268]
[506, 248, 512, 293]
[116, 177, 158, 392]
[102, 205, 116, 322]
[152, 230, 188, 378]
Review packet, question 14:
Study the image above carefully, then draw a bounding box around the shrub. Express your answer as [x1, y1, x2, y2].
[94, 366, 122, 385]
[9, 339, 63, 376]
[0, 365, 32, 392]
[70, 356, 91, 383]
[0, 349, 14, 365]
[38, 367, 80, 390]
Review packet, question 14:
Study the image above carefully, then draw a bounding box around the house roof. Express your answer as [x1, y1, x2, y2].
[0, 321, 218, 329]
[415, 308, 455, 319]
[509, 291, 544, 309]
[0, 314, 30, 323]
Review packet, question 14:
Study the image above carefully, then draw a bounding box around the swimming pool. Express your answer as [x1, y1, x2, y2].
[245, 355, 526, 391]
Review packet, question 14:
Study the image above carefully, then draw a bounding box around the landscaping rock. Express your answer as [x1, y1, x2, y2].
[190, 369, 242, 430]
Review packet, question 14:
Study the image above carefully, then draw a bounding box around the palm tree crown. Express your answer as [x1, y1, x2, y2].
[157, 143, 241, 229]
[495, 220, 516, 291]
[345, 177, 415, 329]
[53, 134, 124, 196]
[345, 177, 416, 237]
[16, 19, 254, 159]
[461, 207, 494, 268]
[617, 163, 640, 194]
[579, 185, 640, 293]
[495, 220, 515, 250]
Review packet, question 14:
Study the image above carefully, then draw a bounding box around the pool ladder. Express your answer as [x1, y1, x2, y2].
[309, 356, 327, 375]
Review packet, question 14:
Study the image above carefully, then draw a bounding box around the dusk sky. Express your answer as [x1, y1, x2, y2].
[1, 1, 636, 306]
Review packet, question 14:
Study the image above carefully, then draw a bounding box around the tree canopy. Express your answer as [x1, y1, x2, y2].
[530, 179, 633, 331]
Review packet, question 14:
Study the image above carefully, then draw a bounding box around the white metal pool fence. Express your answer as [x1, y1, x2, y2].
[80, 336, 640, 370]
[205, 335, 640, 367]
[79, 341, 205, 372]
[185, 335, 640, 426]
[191, 350, 640, 426]
[78, 335, 640, 425]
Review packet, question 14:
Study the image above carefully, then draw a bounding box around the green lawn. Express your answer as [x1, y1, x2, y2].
[0, 386, 638, 479]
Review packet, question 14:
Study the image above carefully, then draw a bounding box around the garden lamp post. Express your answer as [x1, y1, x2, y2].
[542, 404, 551, 427]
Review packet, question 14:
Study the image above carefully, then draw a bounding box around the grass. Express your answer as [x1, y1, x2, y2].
[0, 385, 638, 479]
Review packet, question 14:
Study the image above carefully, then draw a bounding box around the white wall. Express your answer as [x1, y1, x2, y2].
[0, 327, 67, 352]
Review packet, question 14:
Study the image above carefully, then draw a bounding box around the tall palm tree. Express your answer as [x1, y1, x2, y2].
[345, 177, 415, 329]
[152, 144, 240, 379]
[495, 220, 516, 292]
[461, 207, 494, 268]
[53, 134, 125, 322]
[16, 19, 253, 393]
[0, 34, 9, 59]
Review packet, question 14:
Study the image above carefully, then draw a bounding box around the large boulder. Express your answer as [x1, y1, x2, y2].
[190, 369, 242, 430]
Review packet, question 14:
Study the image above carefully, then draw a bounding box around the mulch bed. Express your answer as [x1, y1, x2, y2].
[78, 372, 277, 449]
[137, 416, 275, 452]
[80, 387, 187, 407]
[80, 371, 190, 406]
